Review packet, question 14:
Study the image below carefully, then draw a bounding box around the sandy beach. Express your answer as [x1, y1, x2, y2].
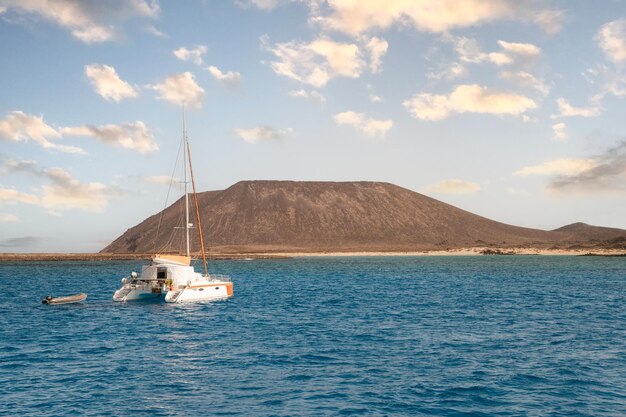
[1, 247, 624, 262]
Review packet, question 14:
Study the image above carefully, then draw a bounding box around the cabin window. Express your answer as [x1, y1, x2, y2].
[157, 268, 167, 279]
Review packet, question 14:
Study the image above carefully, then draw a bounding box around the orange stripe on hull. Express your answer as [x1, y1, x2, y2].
[186, 282, 234, 296]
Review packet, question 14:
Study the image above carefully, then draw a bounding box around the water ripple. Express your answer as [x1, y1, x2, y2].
[0, 256, 625, 416]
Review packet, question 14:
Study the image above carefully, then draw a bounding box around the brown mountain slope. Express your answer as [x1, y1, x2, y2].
[101, 181, 625, 253]
[552, 222, 626, 249]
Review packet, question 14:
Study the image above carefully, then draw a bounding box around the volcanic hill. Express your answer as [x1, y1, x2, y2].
[102, 181, 626, 253]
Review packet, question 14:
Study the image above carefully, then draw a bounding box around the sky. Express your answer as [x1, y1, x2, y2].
[0, 0, 625, 253]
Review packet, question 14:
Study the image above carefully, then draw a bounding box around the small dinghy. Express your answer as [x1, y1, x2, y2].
[42, 293, 87, 305]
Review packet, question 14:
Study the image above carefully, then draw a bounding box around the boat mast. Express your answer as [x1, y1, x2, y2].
[183, 106, 190, 257]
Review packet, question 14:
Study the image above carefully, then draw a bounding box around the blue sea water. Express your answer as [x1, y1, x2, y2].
[1, 256, 625, 416]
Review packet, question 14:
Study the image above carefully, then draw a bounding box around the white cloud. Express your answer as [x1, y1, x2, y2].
[39, 167, 121, 212]
[0, 0, 159, 43]
[85, 64, 138, 102]
[233, 126, 293, 144]
[553, 98, 601, 118]
[584, 64, 626, 103]
[369, 94, 382, 103]
[0, 111, 85, 154]
[427, 62, 466, 81]
[547, 141, 626, 192]
[288, 89, 326, 105]
[364, 36, 388, 73]
[334, 111, 393, 137]
[1, 160, 122, 213]
[61, 121, 158, 154]
[514, 158, 598, 177]
[145, 25, 167, 38]
[149, 72, 204, 108]
[315, 0, 562, 35]
[206, 65, 242, 87]
[597, 19, 626, 63]
[497, 40, 540, 58]
[0, 212, 19, 222]
[403, 84, 536, 121]
[263, 35, 365, 87]
[0, 188, 39, 205]
[453, 37, 540, 67]
[551, 122, 568, 141]
[237, 0, 280, 10]
[500, 71, 549, 95]
[424, 179, 481, 195]
[173, 45, 207, 65]
[0, 159, 38, 176]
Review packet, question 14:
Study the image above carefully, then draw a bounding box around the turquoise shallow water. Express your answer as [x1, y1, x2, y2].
[1, 256, 625, 416]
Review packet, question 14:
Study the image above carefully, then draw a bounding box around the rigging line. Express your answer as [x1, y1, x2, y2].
[186, 139, 209, 277]
[152, 134, 185, 254]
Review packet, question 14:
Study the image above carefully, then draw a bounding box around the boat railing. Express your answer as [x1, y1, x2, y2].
[208, 274, 231, 282]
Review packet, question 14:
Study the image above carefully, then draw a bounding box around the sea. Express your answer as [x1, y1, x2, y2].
[1, 256, 625, 416]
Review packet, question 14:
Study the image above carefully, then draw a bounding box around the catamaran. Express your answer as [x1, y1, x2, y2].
[113, 116, 233, 303]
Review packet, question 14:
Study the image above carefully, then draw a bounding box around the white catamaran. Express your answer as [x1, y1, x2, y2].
[113, 116, 233, 303]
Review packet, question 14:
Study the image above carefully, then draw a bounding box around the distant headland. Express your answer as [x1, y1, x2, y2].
[101, 181, 625, 255]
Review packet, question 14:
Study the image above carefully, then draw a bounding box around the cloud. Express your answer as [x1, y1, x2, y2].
[584, 64, 626, 103]
[0, 236, 42, 248]
[233, 126, 293, 144]
[85, 64, 138, 102]
[552, 122, 567, 141]
[597, 19, 626, 63]
[0, 161, 121, 213]
[552, 98, 601, 118]
[427, 62, 466, 81]
[497, 40, 540, 58]
[61, 121, 158, 154]
[262, 35, 365, 87]
[0, 0, 159, 43]
[236, 0, 280, 10]
[453, 37, 540, 67]
[315, 0, 562, 35]
[0, 188, 39, 205]
[149, 72, 204, 108]
[364, 36, 388, 73]
[288, 89, 326, 105]
[369, 94, 382, 103]
[0, 212, 19, 222]
[1, 159, 122, 212]
[0, 159, 39, 176]
[0, 111, 157, 154]
[547, 141, 626, 192]
[403, 84, 536, 121]
[173, 45, 208, 65]
[514, 158, 598, 177]
[515, 142, 626, 193]
[500, 71, 549, 95]
[145, 25, 167, 38]
[0, 111, 85, 154]
[334, 111, 393, 137]
[206, 65, 242, 87]
[40, 173, 120, 212]
[424, 179, 481, 195]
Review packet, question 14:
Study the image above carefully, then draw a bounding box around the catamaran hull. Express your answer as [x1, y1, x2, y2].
[165, 282, 233, 303]
[113, 289, 163, 302]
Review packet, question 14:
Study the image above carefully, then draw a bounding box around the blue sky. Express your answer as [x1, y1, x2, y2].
[1, 0, 625, 252]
